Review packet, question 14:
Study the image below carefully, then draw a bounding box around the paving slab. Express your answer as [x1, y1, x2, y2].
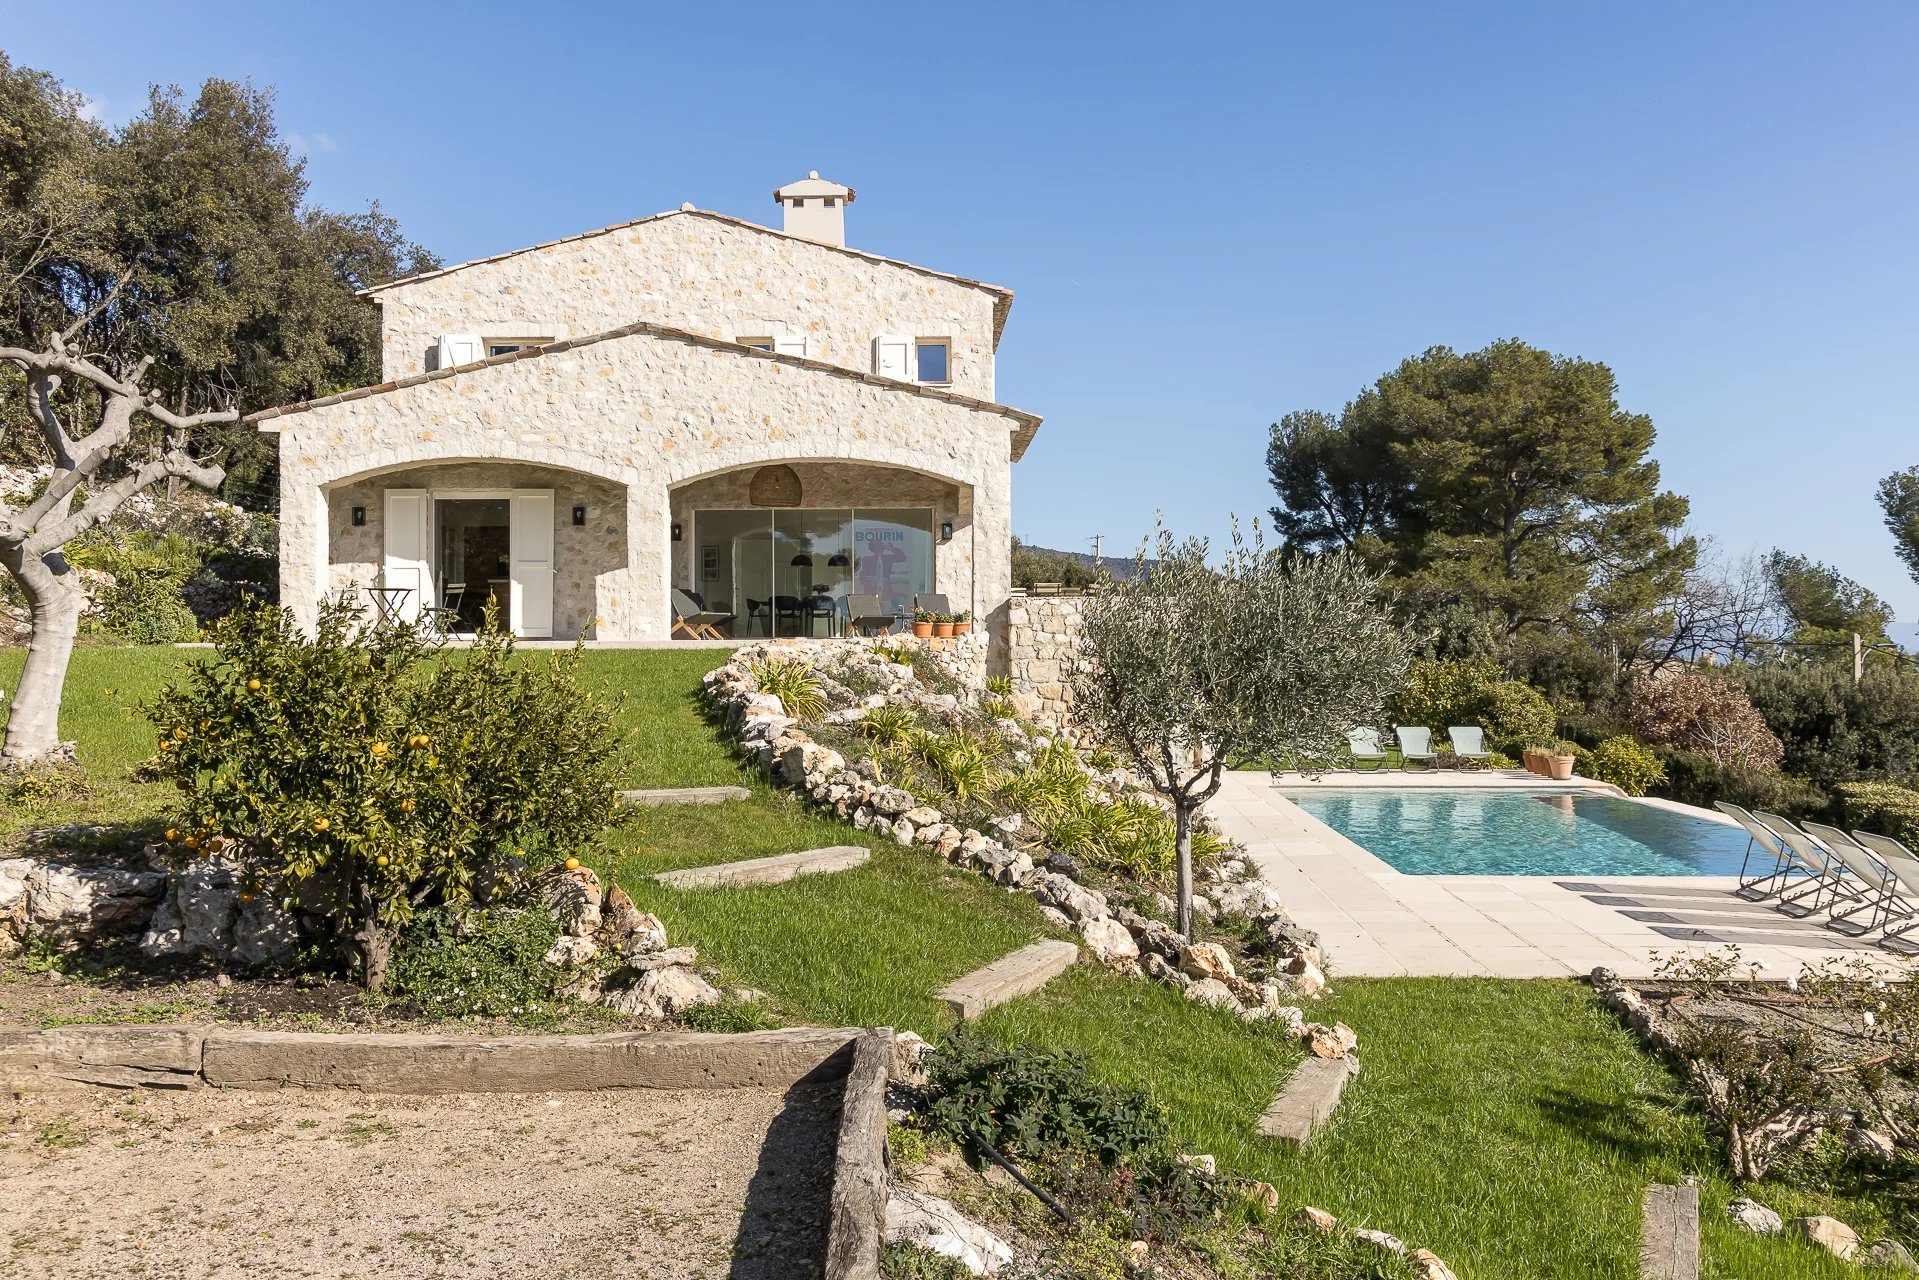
[654, 846, 870, 889]
[938, 939, 1081, 1020]
[620, 785, 752, 806]
[1640, 1182, 1700, 1280]
[1257, 1053, 1360, 1144]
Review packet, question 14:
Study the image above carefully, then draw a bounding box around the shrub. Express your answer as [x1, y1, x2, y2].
[143, 599, 627, 990]
[71, 530, 204, 643]
[1740, 663, 1919, 792]
[748, 657, 825, 722]
[1392, 656, 1555, 752]
[386, 905, 563, 1019]
[1629, 668, 1784, 772]
[858, 704, 918, 744]
[1834, 781, 1919, 843]
[1587, 736, 1666, 796]
[1652, 747, 1824, 816]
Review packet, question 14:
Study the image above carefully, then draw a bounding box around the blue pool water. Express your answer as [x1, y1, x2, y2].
[1281, 789, 1753, 876]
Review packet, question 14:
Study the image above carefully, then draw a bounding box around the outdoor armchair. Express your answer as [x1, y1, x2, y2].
[1446, 726, 1494, 768]
[843, 593, 897, 636]
[1394, 726, 1440, 770]
[913, 593, 952, 616]
[671, 588, 735, 640]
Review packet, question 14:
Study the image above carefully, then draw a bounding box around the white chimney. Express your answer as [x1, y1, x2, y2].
[773, 171, 855, 247]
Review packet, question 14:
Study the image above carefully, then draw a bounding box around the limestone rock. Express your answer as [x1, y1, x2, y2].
[1861, 1240, 1919, 1272]
[1185, 977, 1239, 1010]
[1215, 878, 1282, 917]
[1141, 953, 1189, 987]
[534, 865, 602, 938]
[600, 886, 657, 948]
[1243, 1180, 1280, 1214]
[884, 1188, 1014, 1276]
[24, 861, 167, 945]
[624, 945, 699, 971]
[1079, 916, 1139, 968]
[140, 862, 238, 958]
[902, 806, 943, 828]
[871, 786, 915, 816]
[1038, 905, 1072, 929]
[1178, 941, 1236, 983]
[1032, 871, 1106, 923]
[543, 935, 599, 967]
[1845, 1127, 1897, 1165]
[1254, 913, 1323, 964]
[1283, 955, 1327, 997]
[602, 965, 720, 1019]
[230, 890, 300, 967]
[1726, 1196, 1781, 1235]
[1410, 1248, 1459, 1280]
[1294, 1205, 1338, 1233]
[1302, 1021, 1358, 1059]
[1788, 1215, 1860, 1260]
[1354, 1228, 1406, 1258]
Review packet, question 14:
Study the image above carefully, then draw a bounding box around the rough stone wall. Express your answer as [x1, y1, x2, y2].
[326, 462, 627, 639]
[269, 324, 1016, 639]
[376, 212, 1001, 401]
[996, 592, 1088, 726]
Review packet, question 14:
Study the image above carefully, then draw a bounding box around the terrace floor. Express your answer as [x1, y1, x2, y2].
[1212, 770, 1911, 980]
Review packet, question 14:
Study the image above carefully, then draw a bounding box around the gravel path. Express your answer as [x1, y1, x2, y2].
[2, 1082, 839, 1279]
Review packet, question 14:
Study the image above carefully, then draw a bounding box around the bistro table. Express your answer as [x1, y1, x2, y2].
[364, 585, 413, 625]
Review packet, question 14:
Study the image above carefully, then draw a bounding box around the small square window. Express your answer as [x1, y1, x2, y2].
[915, 339, 950, 385]
[738, 337, 776, 352]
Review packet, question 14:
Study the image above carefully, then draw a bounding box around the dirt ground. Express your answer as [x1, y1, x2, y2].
[2, 1082, 840, 1279]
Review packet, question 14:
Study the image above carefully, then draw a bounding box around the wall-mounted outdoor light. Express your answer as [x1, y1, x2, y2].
[940, 521, 954, 543]
[572, 505, 586, 526]
[351, 506, 366, 527]
[671, 522, 683, 541]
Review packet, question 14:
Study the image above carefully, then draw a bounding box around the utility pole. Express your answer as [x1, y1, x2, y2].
[1089, 534, 1102, 565]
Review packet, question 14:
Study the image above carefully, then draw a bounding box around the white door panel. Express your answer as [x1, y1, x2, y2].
[382, 489, 430, 623]
[509, 489, 555, 637]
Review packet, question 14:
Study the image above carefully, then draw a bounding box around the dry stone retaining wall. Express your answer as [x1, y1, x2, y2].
[995, 591, 1088, 727]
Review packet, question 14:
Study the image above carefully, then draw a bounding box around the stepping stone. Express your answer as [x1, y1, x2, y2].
[619, 786, 751, 806]
[1257, 1053, 1359, 1144]
[938, 940, 1080, 1020]
[652, 846, 869, 889]
[1640, 1183, 1700, 1280]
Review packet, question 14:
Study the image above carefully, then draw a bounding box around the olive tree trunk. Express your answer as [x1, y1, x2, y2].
[1173, 802, 1196, 937]
[0, 328, 232, 765]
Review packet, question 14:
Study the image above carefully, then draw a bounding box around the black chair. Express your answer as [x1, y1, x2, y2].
[774, 594, 805, 634]
[423, 582, 467, 640]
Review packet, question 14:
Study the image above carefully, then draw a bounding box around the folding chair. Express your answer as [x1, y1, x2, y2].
[1395, 726, 1440, 770]
[1803, 820, 1904, 937]
[1715, 802, 1804, 901]
[843, 594, 896, 637]
[1847, 830, 1919, 954]
[672, 588, 735, 639]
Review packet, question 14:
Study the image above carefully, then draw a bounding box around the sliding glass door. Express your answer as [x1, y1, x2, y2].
[693, 508, 933, 636]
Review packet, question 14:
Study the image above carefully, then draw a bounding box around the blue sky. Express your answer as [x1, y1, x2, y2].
[11, 3, 1919, 631]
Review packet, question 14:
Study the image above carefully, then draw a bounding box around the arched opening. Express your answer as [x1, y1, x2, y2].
[668, 459, 973, 638]
[324, 459, 629, 640]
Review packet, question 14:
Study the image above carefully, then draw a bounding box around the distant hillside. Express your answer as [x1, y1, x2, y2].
[1010, 537, 1149, 588]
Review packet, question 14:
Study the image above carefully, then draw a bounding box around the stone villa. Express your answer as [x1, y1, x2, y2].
[251, 172, 1042, 641]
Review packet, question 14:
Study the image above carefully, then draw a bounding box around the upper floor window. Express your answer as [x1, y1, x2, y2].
[915, 339, 951, 385]
[873, 335, 952, 384]
[738, 335, 810, 357]
[738, 337, 776, 352]
[486, 336, 552, 357]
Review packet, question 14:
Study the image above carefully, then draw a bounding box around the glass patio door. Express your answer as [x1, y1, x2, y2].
[693, 508, 934, 637]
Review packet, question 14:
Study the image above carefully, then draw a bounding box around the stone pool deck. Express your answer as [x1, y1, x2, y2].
[1212, 770, 1910, 979]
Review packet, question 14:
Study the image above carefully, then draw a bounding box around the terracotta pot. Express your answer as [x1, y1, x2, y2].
[912, 621, 933, 638]
[934, 622, 956, 638]
[1522, 748, 1543, 775]
[953, 620, 972, 635]
[1546, 753, 1576, 781]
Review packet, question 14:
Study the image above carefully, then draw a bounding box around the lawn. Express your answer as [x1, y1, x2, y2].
[1, 642, 1899, 1278]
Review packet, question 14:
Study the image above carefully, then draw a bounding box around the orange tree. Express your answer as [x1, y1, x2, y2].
[144, 598, 626, 989]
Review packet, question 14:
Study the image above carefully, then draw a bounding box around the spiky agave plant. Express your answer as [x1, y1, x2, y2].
[748, 657, 826, 722]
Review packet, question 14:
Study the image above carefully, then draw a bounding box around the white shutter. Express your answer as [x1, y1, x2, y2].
[509, 489, 555, 638]
[432, 333, 483, 370]
[381, 489, 431, 624]
[873, 334, 914, 381]
[773, 334, 810, 359]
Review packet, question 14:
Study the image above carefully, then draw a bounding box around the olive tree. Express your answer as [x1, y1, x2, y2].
[2, 321, 232, 764]
[1070, 521, 1412, 934]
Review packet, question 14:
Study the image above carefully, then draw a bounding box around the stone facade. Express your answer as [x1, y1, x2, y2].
[997, 591, 1088, 725]
[371, 210, 1004, 401]
[258, 197, 1039, 642]
[262, 323, 1029, 640]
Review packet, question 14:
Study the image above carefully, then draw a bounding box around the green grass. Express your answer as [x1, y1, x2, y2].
[3, 642, 1903, 1277]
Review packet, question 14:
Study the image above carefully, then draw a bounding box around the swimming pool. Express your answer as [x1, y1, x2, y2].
[1280, 789, 1753, 876]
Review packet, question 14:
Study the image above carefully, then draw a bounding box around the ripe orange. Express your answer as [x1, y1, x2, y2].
[311, 816, 331, 833]
[173, 727, 188, 741]
[564, 856, 581, 871]
[246, 678, 261, 691]
[183, 836, 199, 850]
[164, 828, 179, 842]
[370, 741, 389, 757]
[375, 855, 390, 868]
[237, 891, 255, 903]
[399, 798, 416, 813]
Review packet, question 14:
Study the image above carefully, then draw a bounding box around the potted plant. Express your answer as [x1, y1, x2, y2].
[1545, 739, 1578, 781]
[934, 612, 956, 639]
[952, 610, 972, 636]
[912, 608, 935, 639]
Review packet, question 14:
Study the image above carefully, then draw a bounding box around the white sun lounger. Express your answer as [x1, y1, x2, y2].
[1753, 812, 1853, 919]
[1447, 726, 1494, 768]
[1715, 802, 1802, 901]
[1847, 830, 1919, 954]
[1346, 727, 1389, 771]
[1802, 821, 1904, 937]
[1395, 726, 1439, 770]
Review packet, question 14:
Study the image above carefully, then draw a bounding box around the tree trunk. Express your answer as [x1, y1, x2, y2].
[1174, 802, 1195, 937]
[357, 917, 394, 992]
[1, 559, 84, 765]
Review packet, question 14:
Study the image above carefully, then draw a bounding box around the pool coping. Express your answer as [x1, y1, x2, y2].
[1211, 772, 1907, 980]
